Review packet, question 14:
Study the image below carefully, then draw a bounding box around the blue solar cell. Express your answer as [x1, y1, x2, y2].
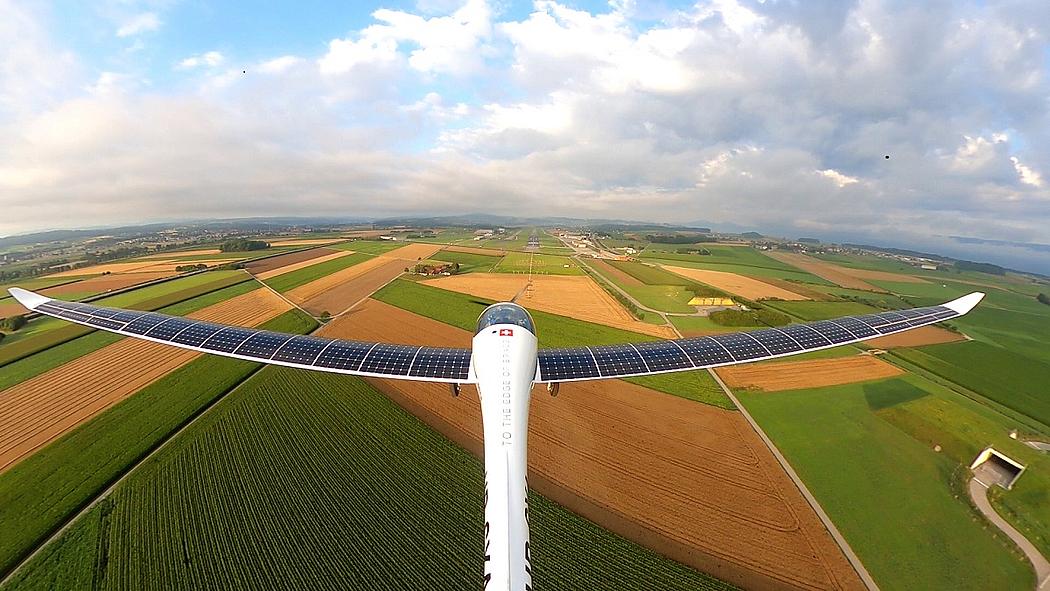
[631, 340, 693, 372]
[409, 347, 472, 380]
[750, 328, 802, 356]
[201, 326, 257, 353]
[808, 320, 854, 344]
[87, 307, 124, 319]
[591, 344, 648, 377]
[123, 313, 170, 335]
[677, 337, 735, 366]
[272, 335, 333, 365]
[778, 324, 831, 348]
[538, 348, 600, 381]
[235, 331, 294, 359]
[314, 340, 374, 371]
[359, 343, 419, 375]
[145, 317, 197, 340]
[86, 316, 126, 330]
[172, 322, 225, 347]
[710, 332, 768, 361]
[826, 316, 878, 339]
[110, 310, 149, 323]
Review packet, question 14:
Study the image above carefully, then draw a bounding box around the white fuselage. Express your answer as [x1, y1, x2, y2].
[471, 323, 538, 591]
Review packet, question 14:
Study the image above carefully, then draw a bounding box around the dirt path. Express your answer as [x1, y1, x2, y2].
[421, 273, 678, 338]
[968, 479, 1050, 590]
[0, 288, 292, 473]
[323, 300, 865, 591]
[663, 266, 810, 301]
[716, 355, 903, 392]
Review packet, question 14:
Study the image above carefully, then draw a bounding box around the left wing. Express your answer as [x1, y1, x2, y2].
[8, 288, 473, 384]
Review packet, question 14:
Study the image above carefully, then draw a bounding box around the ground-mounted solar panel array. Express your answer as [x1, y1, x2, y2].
[535, 305, 960, 382]
[32, 299, 474, 382]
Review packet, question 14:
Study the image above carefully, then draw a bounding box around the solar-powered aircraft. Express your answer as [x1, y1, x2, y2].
[9, 287, 985, 591]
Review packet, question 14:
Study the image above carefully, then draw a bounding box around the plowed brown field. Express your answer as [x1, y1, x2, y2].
[322, 300, 864, 591]
[421, 273, 677, 338]
[296, 259, 407, 316]
[587, 259, 644, 286]
[253, 249, 348, 279]
[765, 252, 883, 292]
[663, 266, 810, 301]
[285, 255, 393, 305]
[716, 356, 903, 392]
[0, 288, 292, 473]
[0, 301, 27, 317]
[863, 326, 966, 348]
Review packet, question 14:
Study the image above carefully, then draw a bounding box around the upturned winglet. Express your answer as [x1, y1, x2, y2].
[943, 292, 985, 315]
[8, 287, 51, 311]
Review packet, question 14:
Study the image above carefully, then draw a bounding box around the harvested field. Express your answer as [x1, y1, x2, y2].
[588, 259, 644, 287]
[421, 273, 677, 338]
[49, 260, 234, 277]
[268, 238, 343, 247]
[323, 300, 865, 591]
[0, 301, 27, 317]
[442, 245, 507, 256]
[0, 288, 292, 473]
[140, 249, 221, 259]
[250, 247, 344, 278]
[716, 356, 903, 392]
[766, 252, 884, 292]
[383, 242, 443, 261]
[284, 255, 393, 305]
[663, 266, 810, 301]
[295, 258, 408, 316]
[863, 326, 966, 348]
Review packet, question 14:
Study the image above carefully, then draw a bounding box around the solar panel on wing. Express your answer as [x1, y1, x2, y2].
[631, 340, 693, 372]
[172, 322, 225, 347]
[677, 336, 735, 366]
[202, 326, 257, 353]
[710, 332, 768, 361]
[590, 344, 648, 377]
[123, 313, 171, 335]
[808, 320, 854, 344]
[272, 335, 332, 365]
[235, 331, 295, 359]
[409, 347, 472, 380]
[359, 343, 419, 375]
[146, 317, 197, 340]
[537, 348, 600, 381]
[751, 328, 802, 355]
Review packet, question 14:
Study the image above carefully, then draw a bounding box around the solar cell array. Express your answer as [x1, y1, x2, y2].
[31, 299, 472, 382]
[537, 305, 959, 382]
[28, 292, 961, 385]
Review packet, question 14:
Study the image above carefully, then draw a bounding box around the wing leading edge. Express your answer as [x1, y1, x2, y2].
[9, 288, 984, 386]
[534, 292, 984, 383]
[8, 287, 474, 384]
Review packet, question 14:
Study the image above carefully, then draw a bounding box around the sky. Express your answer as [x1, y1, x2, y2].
[1, 0, 1049, 269]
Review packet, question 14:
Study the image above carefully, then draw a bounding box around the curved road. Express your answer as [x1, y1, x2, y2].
[969, 478, 1050, 590]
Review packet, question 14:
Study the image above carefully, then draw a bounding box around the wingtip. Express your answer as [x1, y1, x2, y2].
[944, 292, 984, 315]
[8, 287, 51, 310]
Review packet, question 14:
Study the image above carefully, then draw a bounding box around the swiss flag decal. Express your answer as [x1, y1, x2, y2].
[499, 328, 514, 336]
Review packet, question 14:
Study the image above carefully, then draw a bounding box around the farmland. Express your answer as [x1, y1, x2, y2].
[264, 252, 374, 293]
[662, 266, 809, 301]
[494, 252, 582, 275]
[4, 367, 736, 591]
[431, 249, 503, 273]
[0, 309, 316, 578]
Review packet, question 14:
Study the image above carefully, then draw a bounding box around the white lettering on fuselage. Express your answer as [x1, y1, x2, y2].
[500, 334, 513, 446]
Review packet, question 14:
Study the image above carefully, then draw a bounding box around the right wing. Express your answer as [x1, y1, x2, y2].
[9, 288, 474, 384]
[535, 292, 984, 382]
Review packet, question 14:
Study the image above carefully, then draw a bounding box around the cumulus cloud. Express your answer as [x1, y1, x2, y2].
[177, 51, 225, 70]
[1, 0, 1049, 268]
[116, 12, 160, 37]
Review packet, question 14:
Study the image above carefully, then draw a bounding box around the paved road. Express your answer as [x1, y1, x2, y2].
[969, 478, 1050, 590]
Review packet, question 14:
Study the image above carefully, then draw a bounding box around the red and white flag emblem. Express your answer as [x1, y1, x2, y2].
[499, 328, 514, 336]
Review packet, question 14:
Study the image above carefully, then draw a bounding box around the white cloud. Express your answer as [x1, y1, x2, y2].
[1011, 157, 1044, 187]
[116, 12, 160, 38]
[819, 169, 860, 187]
[177, 51, 225, 70]
[258, 56, 302, 74]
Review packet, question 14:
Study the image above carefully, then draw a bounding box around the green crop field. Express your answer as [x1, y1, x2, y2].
[737, 377, 1034, 591]
[494, 252, 582, 275]
[4, 368, 735, 591]
[264, 253, 375, 292]
[763, 300, 879, 321]
[432, 250, 503, 273]
[0, 272, 252, 366]
[0, 309, 317, 579]
[892, 341, 1050, 429]
[642, 257, 832, 285]
[625, 370, 735, 409]
[607, 260, 692, 285]
[580, 259, 715, 313]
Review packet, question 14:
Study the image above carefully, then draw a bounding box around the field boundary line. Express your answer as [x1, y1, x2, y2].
[708, 368, 881, 591]
[250, 269, 316, 319]
[329, 271, 406, 321]
[0, 359, 274, 588]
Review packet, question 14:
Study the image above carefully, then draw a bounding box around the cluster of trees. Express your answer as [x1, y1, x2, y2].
[955, 260, 1006, 275]
[709, 307, 791, 327]
[0, 314, 27, 332]
[1038, 293, 1050, 306]
[220, 239, 269, 252]
[411, 262, 461, 276]
[676, 248, 711, 255]
[175, 263, 209, 272]
[646, 234, 716, 244]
